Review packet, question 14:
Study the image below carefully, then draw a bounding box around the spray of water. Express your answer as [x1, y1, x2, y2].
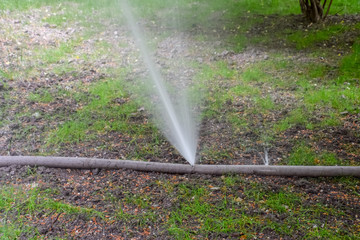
[120, 0, 199, 165]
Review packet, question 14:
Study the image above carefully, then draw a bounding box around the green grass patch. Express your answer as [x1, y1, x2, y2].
[0, 184, 103, 239]
[104, 190, 158, 227]
[227, 113, 248, 133]
[196, 61, 238, 118]
[52, 64, 77, 75]
[304, 86, 360, 114]
[27, 90, 54, 103]
[228, 84, 261, 97]
[163, 176, 358, 238]
[200, 146, 234, 162]
[0, 0, 58, 10]
[287, 142, 343, 166]
[167, 183, 260, 239]
[0, 69, 13, 81]
[41, 8, 85, 28]
[272, 72, 359, 133]
[274, 107, 310, 132]
[49, 120, 88, 144]
[330, 0, 360, 14]
[338, 39, 360, 82]
[36, 40, 79, 64]
[253, 96, 276, 112]
[288, 24, 350, 49]
[46, 77, 153, 146]
[265, 191, 302, 214]
[307, 64, 327, 79]
[241, 66, 270, 83]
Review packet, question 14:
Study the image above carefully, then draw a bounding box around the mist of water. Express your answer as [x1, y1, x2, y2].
[120, 0, 199, 165]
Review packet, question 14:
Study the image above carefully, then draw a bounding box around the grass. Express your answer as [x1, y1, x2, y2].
[167, 183, 261, 238]
[253, 96, 276, 113]
[0, 184, 103, 239]
[2, 173, 358, 239]
[0, 0, 360, 237]
[195, 61, 238, 118]
[46, 78, 140, 145]
[50, 120, 88, 144]
[44, 76, 163, 159]
[305, 86, 360, 113]
[339, 38, 360, 82]
[241, 66, 270, 83]
[161, 176, 358, 239]
[274, 107, 310, 132]
[288, 24, 350, 50]
[0, 69, 13, 81]
[0, 0, 58, 10]
[229, 84, 261, 97]
[195, 45, 358, 162]
[35, 40, 79, 64]
[27, 90, 54, 103]
[0, 0, 358, 162]
[287, 142, 343, 166]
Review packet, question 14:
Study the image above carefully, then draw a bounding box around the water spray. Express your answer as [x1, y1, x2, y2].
[119, 0, 198, 165]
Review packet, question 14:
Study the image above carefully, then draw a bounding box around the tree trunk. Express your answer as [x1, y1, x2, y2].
[299, 0, 333, 23]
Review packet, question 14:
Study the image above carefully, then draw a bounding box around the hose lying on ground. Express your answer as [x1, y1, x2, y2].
[1, 156, 359, 177]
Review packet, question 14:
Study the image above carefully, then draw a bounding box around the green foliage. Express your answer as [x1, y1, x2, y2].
[318, 111, 341, 128]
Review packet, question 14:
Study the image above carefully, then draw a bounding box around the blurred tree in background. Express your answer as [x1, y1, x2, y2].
[299, 0, 333, 22]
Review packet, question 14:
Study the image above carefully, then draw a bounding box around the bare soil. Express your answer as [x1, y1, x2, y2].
[1, 165, 359, 239]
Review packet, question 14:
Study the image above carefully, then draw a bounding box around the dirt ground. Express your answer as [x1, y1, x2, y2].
[1, 9, 359, 165]
[1, 164, 359, 239]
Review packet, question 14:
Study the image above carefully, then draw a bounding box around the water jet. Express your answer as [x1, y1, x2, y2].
[120, 0, 199, 165]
